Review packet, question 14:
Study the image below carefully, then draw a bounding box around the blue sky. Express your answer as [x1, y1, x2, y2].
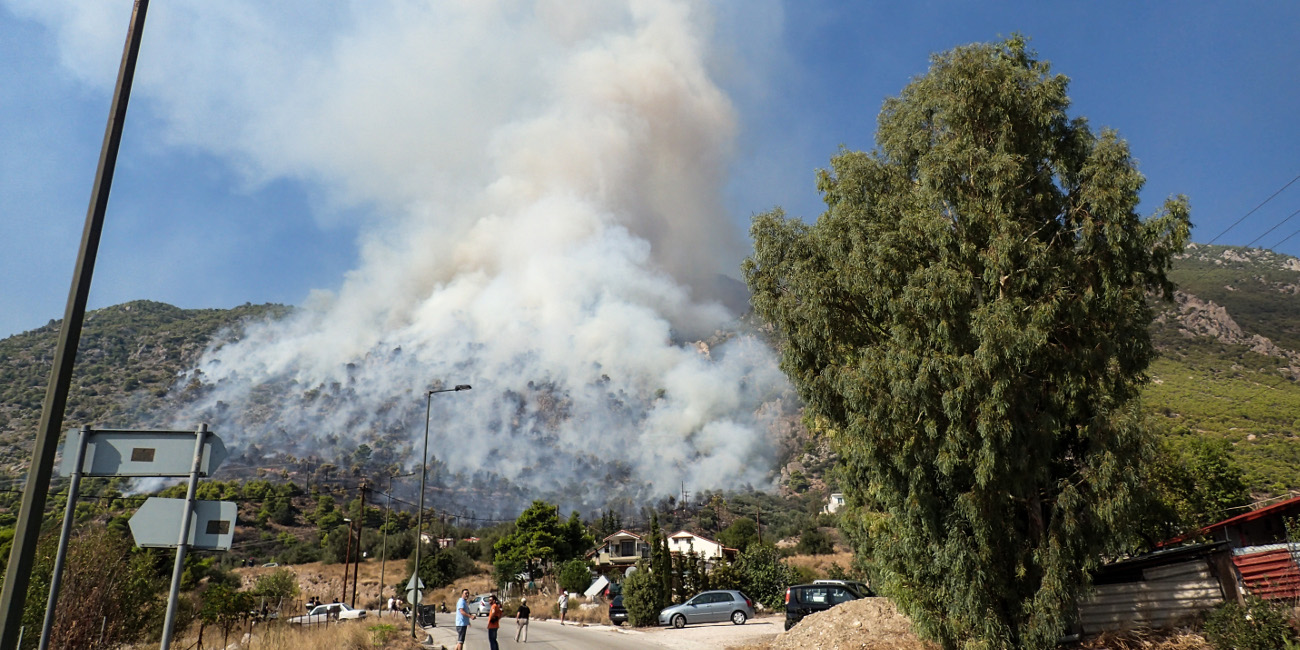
[2, 1, 1298, 339]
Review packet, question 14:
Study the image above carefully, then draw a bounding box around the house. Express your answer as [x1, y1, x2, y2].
[588, 530, 651, 573]
[823, 492, 846, 514]
[1166, 494, 1300, 602]
[665, 530, 738, 563]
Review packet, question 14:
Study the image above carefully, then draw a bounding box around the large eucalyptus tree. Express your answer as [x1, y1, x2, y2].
[744, 37, 1189, 649]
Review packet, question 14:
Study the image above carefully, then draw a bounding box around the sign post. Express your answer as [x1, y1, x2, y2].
[38, 427, 89, 650]
[160, 425, 209, 649]
[44, 424, 229, 650]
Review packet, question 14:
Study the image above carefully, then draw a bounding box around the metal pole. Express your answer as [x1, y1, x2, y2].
[341, 520, 354, 604]
[352, 482, 366, 608]
[0, 2, 150, 645]
[412, 391, 432, 639]
[378, 476, 395, 618]
[160, 424, 208, 650]
[38, 427, 90, 650]
[410, 384, 468, 638]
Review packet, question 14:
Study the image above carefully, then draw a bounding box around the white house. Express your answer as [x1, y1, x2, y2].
[823, 492, 846, 514]
[665, 530, 737, 562]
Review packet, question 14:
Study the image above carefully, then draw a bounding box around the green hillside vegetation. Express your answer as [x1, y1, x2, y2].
[1144, 336, 1300, 493]
[1139, 244, 1300, 494]
[0, 300, 288, 473]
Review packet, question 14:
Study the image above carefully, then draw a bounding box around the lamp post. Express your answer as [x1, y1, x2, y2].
[340, 517, 354, 604]
[412, 384, 471, 639]
[378, 471, 417, 618]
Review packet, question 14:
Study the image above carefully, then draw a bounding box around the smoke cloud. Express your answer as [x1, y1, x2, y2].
[13, 0, 793, 503]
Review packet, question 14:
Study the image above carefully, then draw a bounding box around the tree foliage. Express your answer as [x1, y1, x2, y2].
[744, 37, 1190, 650]
[734, 544, 792, 611]
[558, 558, 593, 594]
[493, 500, 594, 581]
[718, 517, 759, 553]
[25, 528, 166, 650]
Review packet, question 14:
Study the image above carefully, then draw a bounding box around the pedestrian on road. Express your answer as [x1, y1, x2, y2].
[455, 588, 477, 650]
[515, 597, 531, 642]
[558, 591, 568, 625]
[486, 595, 503, 650]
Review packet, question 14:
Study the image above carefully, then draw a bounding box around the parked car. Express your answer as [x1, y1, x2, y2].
[657, 590, 755, 628]
[467, 593, 493, 616]
[608, 595, 627, 625]
[287, 602, 366, 625]
[812, 579, 874, 597]
[784, 583, 861, 630]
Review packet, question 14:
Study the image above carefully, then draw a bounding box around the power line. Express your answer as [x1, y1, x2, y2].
[1206, 171, 1300, 245]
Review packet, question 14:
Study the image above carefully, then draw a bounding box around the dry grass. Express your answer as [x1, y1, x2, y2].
[783, 551, 856, 578]
[168, 620, 427, 650]
[1076, 628, 1212, 650]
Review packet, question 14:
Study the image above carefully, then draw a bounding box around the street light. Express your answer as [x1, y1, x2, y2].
[378, 471, 417, 618]
[412, 383, 471, 639]
[341, 517, 354, 604]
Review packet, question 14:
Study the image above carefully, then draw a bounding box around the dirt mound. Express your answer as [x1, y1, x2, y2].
[769, 598, 937, 650]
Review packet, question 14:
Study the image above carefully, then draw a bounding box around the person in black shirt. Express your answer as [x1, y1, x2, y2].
[514, 597, 531, 642]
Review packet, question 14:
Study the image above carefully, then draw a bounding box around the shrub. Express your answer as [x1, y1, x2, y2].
[558, 558, 593, 594]
[735, 544, 794, 610]
[622, 566, 663, 627]
[1202, 597, 1296, 650]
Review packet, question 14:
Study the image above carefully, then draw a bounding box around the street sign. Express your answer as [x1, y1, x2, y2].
[405, 574, 425, 606]
[129, 498, 237, 550]
[60, 430, 227, 477]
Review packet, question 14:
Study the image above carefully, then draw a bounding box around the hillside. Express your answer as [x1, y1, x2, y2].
[0, 244, 1298, 498]
[0, 300, 289, 474]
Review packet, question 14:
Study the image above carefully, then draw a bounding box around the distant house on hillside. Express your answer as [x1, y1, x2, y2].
[665, 530, 737, 563]
[823, 492, 846, 514]
[588, 530, 650, 574]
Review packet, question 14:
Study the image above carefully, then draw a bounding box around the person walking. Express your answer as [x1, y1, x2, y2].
[486, 595, 503, 650]
[455, 588, 477, 650]
[557, 591, 568, 625]
[515, 597, 531, 642]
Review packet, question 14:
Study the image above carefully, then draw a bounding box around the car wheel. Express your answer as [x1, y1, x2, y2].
[784, 619, 795, 631]
[732, 611, 747, 625]
[672, 614, 686, 629]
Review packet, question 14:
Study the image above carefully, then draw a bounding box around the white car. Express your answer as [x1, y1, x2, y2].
[467, 594, 493, 616]
[287, 602, 367, 625]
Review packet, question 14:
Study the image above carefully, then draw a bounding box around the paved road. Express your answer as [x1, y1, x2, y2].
[424, 620, 659, 650]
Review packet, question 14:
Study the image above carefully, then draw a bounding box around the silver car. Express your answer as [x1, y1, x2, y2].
[657, 590, 755, 628]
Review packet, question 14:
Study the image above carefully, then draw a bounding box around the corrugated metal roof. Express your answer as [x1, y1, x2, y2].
[1160, 494, 1300, 547]
[1233, 545, 1300, 601]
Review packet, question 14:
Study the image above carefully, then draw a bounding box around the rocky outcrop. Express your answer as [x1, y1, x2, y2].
[1160, 291, 1300, 374]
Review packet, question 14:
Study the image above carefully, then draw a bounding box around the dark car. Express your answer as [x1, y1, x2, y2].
[608, 595, 627, 625]
[784, 583, 861, 630]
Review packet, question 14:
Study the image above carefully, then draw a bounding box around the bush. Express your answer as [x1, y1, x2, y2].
[1202, 597, 1296, 650]
[735, 544, 794, 610]
[796, 526, 834, 555]
[558, 558, 593, 594]
[622, 566, 663, 627]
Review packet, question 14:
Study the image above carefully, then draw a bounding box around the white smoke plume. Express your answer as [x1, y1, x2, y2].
[12, 0, 793, 501]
